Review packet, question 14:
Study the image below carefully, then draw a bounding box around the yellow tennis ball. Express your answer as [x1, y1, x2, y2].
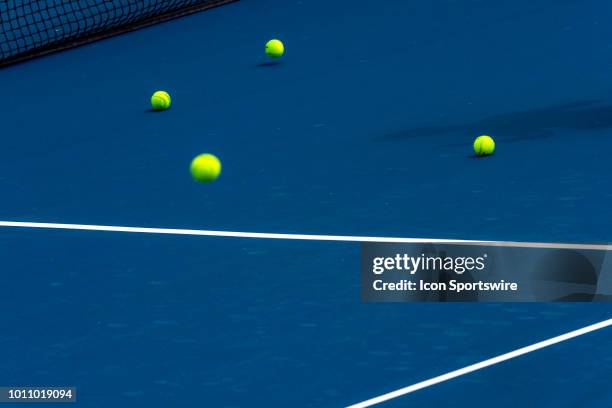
[473, 135, 495, 156]
[151, 90, 171, 110]
[265, 39, 284, 58]
[190, 153, 221, 183]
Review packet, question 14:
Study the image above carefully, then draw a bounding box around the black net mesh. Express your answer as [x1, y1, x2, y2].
[0, 0, 232, 65]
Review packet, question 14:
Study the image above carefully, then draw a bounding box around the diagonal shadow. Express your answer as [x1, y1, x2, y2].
[379, 99, 612, 142]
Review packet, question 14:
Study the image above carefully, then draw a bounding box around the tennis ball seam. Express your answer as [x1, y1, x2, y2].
[151, 91, 171, 110]
[474, 135, 495, 156]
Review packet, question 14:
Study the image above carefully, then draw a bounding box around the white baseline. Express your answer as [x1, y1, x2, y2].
[0, 221, 610, 250]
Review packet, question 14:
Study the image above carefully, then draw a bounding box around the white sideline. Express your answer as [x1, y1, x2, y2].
[0, 221, 611, 250]
[346, 318, 612, 408]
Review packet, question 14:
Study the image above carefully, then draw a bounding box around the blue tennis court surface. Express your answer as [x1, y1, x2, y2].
[0, 0, 611, 406]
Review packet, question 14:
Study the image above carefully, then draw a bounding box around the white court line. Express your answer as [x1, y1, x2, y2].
[0, 221, 474, 243]
[0, 221, 611, 250]
[346, 318, 612, 408]
[1, 220, 610, 404]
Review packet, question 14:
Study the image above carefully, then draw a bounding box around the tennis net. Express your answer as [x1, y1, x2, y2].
[0, 0, 235, 66]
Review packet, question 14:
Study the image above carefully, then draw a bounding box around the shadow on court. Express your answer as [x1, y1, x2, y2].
[378, 99, 612, 143]
[256, 61, 283, 68]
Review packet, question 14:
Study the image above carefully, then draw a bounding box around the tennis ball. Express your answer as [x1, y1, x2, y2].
[473, 135, 495, 156]
[190, 153, 221, 183]
[151, 90, 171, 110]
[265, 39, 284, 58]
